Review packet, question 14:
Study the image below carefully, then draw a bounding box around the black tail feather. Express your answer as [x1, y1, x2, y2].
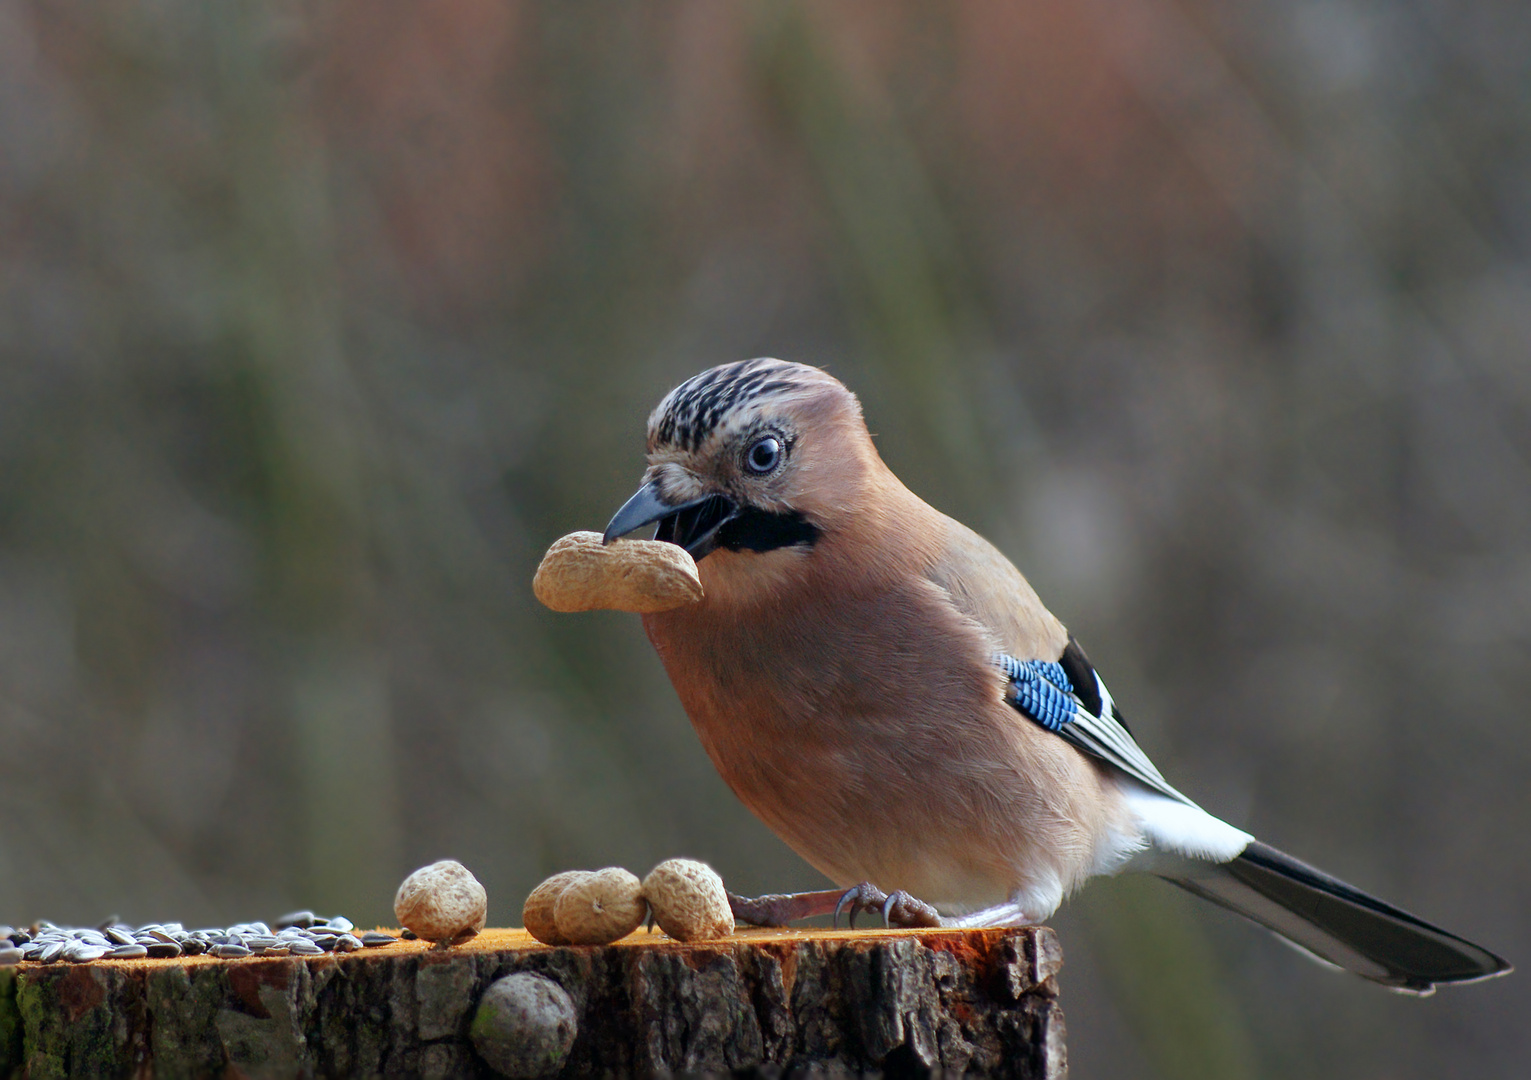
[1164, 841, 1511, 994]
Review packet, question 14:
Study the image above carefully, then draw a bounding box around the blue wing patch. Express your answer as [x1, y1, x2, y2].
[997, 641, 1193, 806]
[995, 655, 1078, 732]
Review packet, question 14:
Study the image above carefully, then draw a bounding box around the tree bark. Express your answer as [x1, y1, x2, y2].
[0, 925, 1065, 1078]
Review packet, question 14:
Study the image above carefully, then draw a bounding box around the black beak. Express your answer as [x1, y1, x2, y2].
[603, 481, 739, 561]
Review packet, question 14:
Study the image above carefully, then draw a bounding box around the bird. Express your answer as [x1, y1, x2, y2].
[601, 357, 1510, 994]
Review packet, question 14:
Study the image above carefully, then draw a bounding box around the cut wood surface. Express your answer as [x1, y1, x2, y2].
[0, 924, 1065, 1078]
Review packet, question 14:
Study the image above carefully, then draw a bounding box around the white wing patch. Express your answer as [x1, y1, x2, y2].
[1120, 782, 1253, 864]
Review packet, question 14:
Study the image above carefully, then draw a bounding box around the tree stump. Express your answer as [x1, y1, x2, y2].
[0, 925, 1065, 1078]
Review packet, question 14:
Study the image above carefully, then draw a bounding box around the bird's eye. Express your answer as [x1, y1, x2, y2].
[745, 435, 783, 474]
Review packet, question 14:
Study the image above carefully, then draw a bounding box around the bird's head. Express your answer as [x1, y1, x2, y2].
[603, 359, 879, 565]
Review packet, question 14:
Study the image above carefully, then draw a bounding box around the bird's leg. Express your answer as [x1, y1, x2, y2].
[728, 885, 942, 929]
[728, 889, 847, 927]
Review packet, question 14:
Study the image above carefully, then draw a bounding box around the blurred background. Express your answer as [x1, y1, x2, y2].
[1, 0, 1527, 1075]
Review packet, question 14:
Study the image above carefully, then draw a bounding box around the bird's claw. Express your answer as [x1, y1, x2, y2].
[833, 882, 942, 930]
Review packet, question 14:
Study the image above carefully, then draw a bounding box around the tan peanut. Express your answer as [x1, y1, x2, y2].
[641, 858, 735, 942]
[533, 532, 703, 614]
[394, 860, 488, 946]
[553, 867, 647, 945]
[522, 870, 591, 946]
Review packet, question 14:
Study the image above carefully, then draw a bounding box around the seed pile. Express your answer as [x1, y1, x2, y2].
[0, 911, 399, 966]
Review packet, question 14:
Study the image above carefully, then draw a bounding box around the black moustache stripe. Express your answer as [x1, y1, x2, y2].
[656, 498, 818, 558]
[715, 507, 819, 553]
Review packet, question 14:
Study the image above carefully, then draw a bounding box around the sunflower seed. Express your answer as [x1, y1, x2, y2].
[65, 943, 110, 963]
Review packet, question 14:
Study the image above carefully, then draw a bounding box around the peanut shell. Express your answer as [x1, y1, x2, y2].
[394, 859, 488, 946]
[552, 866, 647, 945]
[533, 531, 702, 614]
[522, 870, 591, 946]
[642, 858, 735, 942]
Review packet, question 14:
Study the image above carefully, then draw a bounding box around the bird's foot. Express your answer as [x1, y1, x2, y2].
[727, 885, 943, 929]
[833, 882, 942, 930]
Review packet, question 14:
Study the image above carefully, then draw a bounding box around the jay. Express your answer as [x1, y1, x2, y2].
[603, 358, 1509, 994]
